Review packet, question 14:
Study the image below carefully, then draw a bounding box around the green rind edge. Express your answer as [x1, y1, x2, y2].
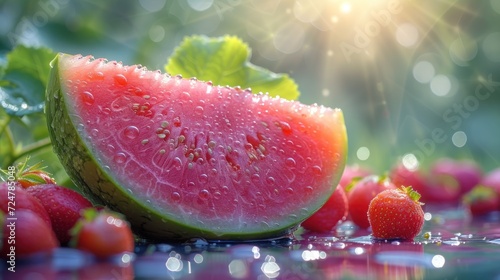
[45, 53, 323, 241]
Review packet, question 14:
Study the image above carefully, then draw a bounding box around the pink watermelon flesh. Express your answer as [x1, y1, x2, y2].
[47, 53, 347, 240]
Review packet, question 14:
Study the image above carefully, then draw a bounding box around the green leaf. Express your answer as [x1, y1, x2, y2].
[0, 45, 56, 116]
[165, 35, 300, 100]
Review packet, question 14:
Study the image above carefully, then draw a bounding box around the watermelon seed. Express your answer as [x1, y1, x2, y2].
[141, 139, 149, 145]
[161, 121, 169, 128]
[159, 149, 166, 154]
[124, 126, 140, 139]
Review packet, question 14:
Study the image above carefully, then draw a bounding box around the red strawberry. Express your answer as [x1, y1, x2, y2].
[390, 162, 458, 205]
[301, 185, 348, 232]
[480, 168, 500, 198]
[71, 208, 134, 258]
[368, 186, 425, 240]
[429, 158, 482, 198]
[462, 185, 500, 217]
[347, 175, 396, 229]
[1, 210, 59, 258]
[0, 182, 52, 227]
[26, 184, 93, 245]
[339, 165, 372, 190]
[11, 158, 57, 188]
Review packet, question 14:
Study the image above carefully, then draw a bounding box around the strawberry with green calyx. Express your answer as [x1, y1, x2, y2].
[70, 208, 135, 259]
[26, 184, 93, 245]
[368, 186, 425, 241]
[2, 157, 57, 188]
[462, 185, 500, 217]
[346, 175, 396, 229]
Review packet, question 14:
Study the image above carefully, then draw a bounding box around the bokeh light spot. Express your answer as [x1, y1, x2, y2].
[430, 75, 451, 96]
[449, 37, 478, 66]
[165, 257, 183, 272]
[356, 147, 370, 161]
[396, 23, 419, 47]
[491, 0, 500, 14]
[402, 153, 419, 171]
[482, 32, 500, 62]
[452, 131, 467, 147]
[149, 25, 165, 42]
[413, 61, 435, 83]
[228, 259, 248, 278]
[340, 3, 352, 13]
[432, 255, 446, 268]
[322, 88, 330, 97]
[139, 0, 166, 12]
[187, 0, 214, 11]
[273, 22, 305, 54]
[424, 212, 432, 221]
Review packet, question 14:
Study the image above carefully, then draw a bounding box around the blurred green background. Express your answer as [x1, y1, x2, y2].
[1, 0, 499, 183]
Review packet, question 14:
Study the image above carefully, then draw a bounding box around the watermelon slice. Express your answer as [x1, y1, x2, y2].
[45, 53, 347, 241]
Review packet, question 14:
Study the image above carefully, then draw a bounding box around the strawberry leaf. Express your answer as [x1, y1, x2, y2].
[165, 35, 300, 100]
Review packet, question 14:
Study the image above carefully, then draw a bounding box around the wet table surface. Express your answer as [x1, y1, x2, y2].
[2, 205, 500, 280]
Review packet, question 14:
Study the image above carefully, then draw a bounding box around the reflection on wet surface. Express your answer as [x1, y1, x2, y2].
[2, 207, 500, 279]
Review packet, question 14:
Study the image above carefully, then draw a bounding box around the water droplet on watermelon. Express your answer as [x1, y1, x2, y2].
[305, 186, 313, 194]
[199, 174, 208, 184]
[95, 71, 104, 79]
[251, 174, 260, 183]
[213, 191, 221, 200]
[114, 74, 128, 86]
[171, 192, 181, 202]
[266, 176, 276, 186]
[90, 128, 99, 137]
[173, 157, 182, 170]
[181, 91, 191, 100]
[312, 165, 322, 175]
[199, 189, 210, 200]
[82, 91, 95, 105]
[194, 106, 204, 116]
[113, 152, 127, 164]
[285, 187, 294, 195]
[285, 157, 296, 168]
[124, 126, 140, 139]
[102, 107, 111, 115]
[280, 121, 292, 135]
